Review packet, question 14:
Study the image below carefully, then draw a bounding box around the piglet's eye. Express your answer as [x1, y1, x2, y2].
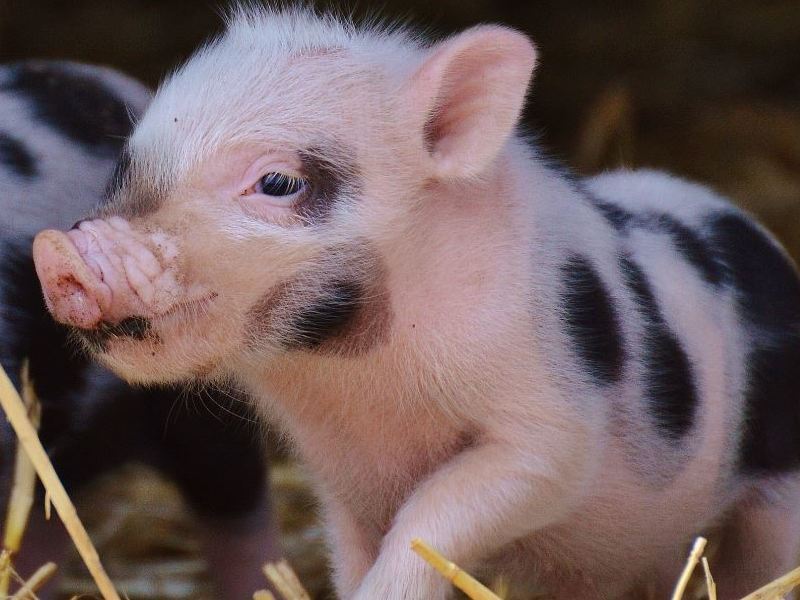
[257, 172, 308, 197]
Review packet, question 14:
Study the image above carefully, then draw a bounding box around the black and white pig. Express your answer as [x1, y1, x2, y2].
[30, 8, 800, 600]
[0, 60, 276, 598]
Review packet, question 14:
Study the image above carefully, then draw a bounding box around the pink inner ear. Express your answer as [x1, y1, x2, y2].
[423, 51, 500, 151]
[410, 26, 537, 179]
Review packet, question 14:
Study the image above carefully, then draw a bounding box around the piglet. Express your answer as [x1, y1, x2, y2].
[32, 9, 800, 599]
[0, 60, 276, 598]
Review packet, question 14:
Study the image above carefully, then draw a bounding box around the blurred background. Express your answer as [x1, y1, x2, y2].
[1, 1, 799, 598]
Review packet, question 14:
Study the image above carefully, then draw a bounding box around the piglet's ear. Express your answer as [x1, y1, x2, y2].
[407, 25, 537, 179]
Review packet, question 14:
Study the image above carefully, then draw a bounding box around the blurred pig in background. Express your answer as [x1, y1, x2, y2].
[0, 60, 276, 599]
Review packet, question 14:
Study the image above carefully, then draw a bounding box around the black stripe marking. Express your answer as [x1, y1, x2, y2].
[0, 132, 37, 178]
[589, 197, 635, 230]
[707, 212, 800, 473]
[620, 254, 697, 438]
[97, 148, 163, 219]
[3, 63, 133, 156]
[587, 194, 723, 285]
[710, 213, 800, 330]
[560, 255, 625, 385]
[652, 214, 724, 285]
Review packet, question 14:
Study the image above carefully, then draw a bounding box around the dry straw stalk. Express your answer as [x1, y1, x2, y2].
[411, 538, 502, 600]
[9, 561, 57, 600]
[0, 363, 121, 600]
[739, 564, 800, 600]
[0, 362, 40, 596]
[262, 559, 311, 600]
[702, 557, 717, 600]
[671, 536, 707, 600]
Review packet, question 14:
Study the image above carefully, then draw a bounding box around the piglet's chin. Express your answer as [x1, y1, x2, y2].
[97, 339, 224, 388]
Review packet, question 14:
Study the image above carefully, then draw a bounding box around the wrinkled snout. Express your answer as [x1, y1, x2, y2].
[33, 217, 182, 330]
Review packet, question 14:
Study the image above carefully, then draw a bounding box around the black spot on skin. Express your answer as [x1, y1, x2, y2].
[296, 145, 360, 223]
[560, 255, 625, 385]
[284, 280, 361, 350]
[0, 132, 37, 178]
[619, 255, 697, 438]
[77, 316, 154, 353]
[707, 212, 800, 473]
[2, 63, 134, 156]
[248, 245, 392, 356]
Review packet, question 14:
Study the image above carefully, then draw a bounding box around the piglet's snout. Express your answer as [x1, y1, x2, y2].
[33, 217, 181, 330]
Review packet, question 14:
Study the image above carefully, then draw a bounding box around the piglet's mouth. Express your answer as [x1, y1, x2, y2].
[73, 293, 218, 354]
[77, 316, 155, 353]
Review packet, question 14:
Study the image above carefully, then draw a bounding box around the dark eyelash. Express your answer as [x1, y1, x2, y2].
[257, 172, 308, 197]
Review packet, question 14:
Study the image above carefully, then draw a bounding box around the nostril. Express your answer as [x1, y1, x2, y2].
[43, 275, 101, 330]
[70, 219, 88, 231]
[33, 228, 106, 329]
[46, 275, 97, 328]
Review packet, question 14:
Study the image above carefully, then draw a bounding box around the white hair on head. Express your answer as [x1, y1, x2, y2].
[130, 3, 424, 191]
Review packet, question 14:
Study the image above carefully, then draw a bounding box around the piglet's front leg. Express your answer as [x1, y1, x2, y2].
[351, 431, 593, 600]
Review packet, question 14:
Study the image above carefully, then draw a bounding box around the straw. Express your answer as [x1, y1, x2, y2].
[0, 362, 41, 596]
[739, 564, 800, 600]
[263, 560, 311, 600]
[671, 537, 707, 600]
[702, 556, 717, 600]
[10, 562, 58, 600]
[0, 363, 122, 600]
[411, 538, 502, 600]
